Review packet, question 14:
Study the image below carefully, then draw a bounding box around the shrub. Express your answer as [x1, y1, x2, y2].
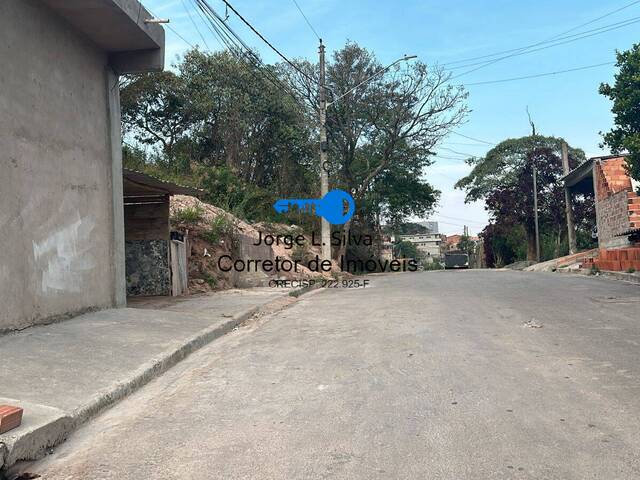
[201, 215, 238, 247]
[201, 272, 217, 288]
[626, 267, 636, 274]
[171, 205, 204, 225]
[290, 244, 312, 264]
[423, 261, 444, 271]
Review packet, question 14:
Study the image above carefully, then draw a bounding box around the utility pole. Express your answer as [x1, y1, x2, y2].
[561, 141, 577, 254]
[318, 39, 331, 263]
[527, 107, 541, 263]
[532, 165, 540, 263]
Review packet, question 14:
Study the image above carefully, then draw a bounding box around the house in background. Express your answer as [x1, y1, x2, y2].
[563, 155, 640, 271]
[444, 233, 479, 252]
[399, 233, 443, 263]
[0, 0, 165, 332]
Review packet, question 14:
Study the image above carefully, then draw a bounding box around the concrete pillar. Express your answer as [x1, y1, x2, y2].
[107, 69, 127, 307]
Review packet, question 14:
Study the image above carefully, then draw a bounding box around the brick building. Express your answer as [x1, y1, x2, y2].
[563, 155, 640, 271]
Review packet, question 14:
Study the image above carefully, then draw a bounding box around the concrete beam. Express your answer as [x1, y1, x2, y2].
[40, 0, 165, 73]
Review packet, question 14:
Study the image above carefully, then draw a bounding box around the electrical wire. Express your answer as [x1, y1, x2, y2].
[217, 0, 317, 84]
[464, 61, 615, 86]
[434, 214, 486, 226]
[439, 146, 478, 157]
[450, 132, 496, 146]
[193, 0, 313, 113]
[180, 0, 211, 50]
[444, 0, 640, 67]
[290, 0, 321, 41]
[451, 16, 640, 79]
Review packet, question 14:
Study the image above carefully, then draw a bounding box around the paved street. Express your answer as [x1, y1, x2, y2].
[30, 271, 640, 479]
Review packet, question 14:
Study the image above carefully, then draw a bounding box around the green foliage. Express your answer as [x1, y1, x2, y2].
[121, 49, 315, 221]
[171, 206, 204, 225]
[457, 235, 476, 256]
[456, 135, 592, 261]
[284, 42, 467, 254]
[480, 223, 527, 268]
[423, 261, 444, 271]
[201, 272, 217, 288]
[384, 222, 428, 235]
[590, 264, 601, 275]
[121, 43, 466, 253]
[627, 267, 637, 274]
[599, 44, 640, 187]
[396, 240, 420, 259]
[290, 244, 313, 265]
[201, 215, 237, 247]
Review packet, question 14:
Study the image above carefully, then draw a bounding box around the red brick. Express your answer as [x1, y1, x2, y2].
[0, 405, 23, 434]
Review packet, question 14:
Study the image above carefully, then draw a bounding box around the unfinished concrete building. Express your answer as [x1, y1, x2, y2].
[0, 0, 165, 332]
[563, 155, 640, 271]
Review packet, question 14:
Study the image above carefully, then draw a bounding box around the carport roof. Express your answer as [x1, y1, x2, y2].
[123, 169, 204, 197]
[560, 158, 594, 189]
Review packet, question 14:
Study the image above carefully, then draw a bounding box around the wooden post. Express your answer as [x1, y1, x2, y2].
[561, 141, 577, 254]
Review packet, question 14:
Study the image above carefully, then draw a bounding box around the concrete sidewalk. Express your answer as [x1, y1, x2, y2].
[0, 288, 287, 471]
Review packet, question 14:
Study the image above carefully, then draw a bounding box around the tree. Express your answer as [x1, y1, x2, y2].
[283, 42, 468, 259]
[599, 44, 640, 187]
[120, 71, 192, 168]
[395, 240, 420, 259]
[120, 49, 317, 222]
[456, 136, 590, 261]
[457, 235, 476, 256]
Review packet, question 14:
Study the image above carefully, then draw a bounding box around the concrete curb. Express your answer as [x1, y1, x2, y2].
[0, 305, 261, 474]
[70, 305, 260, 427]
[555, 267, 640, 284]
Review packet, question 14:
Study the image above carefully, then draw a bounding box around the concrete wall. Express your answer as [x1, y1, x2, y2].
[0, 1, 119, 331]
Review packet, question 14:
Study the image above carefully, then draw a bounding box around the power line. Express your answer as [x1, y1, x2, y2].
[434, 214, 486, 226]
[290, 0, 321, 41]
[451, 16, 640, 79]
[442, 142, 491, 147]
[145, 5, 197, 49]
[218, 0, 317, 83]
[180, 0, 211, 50]
[450, 132, 496, 146]
[443, 1, 640, 67]
[439, 146, 478, 157]
[464, 61, 615, 86]
[432, 155, 472, 162]
[193, 0, 311, 111]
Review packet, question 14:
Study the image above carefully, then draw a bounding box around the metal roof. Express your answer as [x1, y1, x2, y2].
[123, 169, 204, 197]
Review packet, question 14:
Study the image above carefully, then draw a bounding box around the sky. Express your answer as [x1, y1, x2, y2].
[144, 0, 639, 235]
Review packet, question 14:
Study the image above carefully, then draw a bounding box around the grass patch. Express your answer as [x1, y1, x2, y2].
[171, 205, 204, 225]
[201, 272, 217, 288]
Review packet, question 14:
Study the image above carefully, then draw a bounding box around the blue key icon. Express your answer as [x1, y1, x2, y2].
[273, 189, 355, 225]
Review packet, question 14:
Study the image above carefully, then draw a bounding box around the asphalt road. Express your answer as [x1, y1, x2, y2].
[30, 271, 640, 479]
